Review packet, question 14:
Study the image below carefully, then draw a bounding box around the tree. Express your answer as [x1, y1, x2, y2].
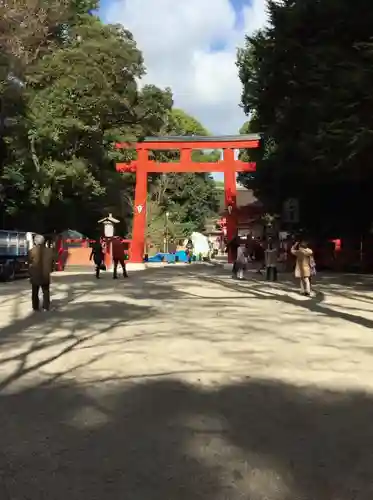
[0, 0, 78, 216]
[146, 109, 220, 241]
[167, 108, 220, 162]
[0, 3, 218, 241]
[237, 0, 373, 238]
[0, 7, 173, 234]
[237, 118, 260, 187]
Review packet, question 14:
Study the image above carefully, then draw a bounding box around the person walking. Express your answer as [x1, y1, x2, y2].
[235, 243, 247, 280]
[28, 234, 54, 312]
[291, 240, 313, 296]
[265, 240, 278, 281]
[112, 237, 128, 279]
[186, 239, 194, 264]
[90, 239, 104, 279]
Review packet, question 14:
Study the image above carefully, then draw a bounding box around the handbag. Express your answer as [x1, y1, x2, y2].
[99, 263, 106, 271]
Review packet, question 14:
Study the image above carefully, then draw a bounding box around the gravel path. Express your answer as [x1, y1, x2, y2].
[0, 266, 373, 499]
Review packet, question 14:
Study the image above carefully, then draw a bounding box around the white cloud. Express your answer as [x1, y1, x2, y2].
[104, 0, 267, 134]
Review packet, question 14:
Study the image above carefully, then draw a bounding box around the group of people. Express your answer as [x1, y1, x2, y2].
[26, 230, 316, 312]
[89, 237, 128, 279]
[27, 234, 129, 312]
[229, 235, 316, 296]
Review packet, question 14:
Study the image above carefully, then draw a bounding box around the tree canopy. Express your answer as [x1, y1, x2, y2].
[237, 0, 373, 238]
[0, 1, 219, 239]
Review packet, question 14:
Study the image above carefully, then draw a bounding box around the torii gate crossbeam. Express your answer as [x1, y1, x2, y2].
[115, 134, 260, 263]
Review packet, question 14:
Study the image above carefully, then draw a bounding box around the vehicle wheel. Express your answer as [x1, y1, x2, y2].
[8, 263, 16, 281]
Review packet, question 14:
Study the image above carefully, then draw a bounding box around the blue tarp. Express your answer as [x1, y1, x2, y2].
[147, 251, 188, 263]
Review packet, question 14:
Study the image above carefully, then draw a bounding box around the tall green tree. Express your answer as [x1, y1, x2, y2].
[237, 0, 373, 238]
[1, 5, 172, 234]
[167, 108, 220, 162]
[0, 2, 217, 241]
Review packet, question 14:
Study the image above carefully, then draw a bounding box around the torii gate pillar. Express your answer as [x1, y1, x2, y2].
[116, 135, 260, 263]
[131, 150, 148, 266]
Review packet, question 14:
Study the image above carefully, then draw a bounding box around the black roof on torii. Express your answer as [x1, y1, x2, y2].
[140, 134, 261, 143]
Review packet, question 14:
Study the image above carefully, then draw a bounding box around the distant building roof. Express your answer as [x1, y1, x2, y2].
[237, 187, 259, 207]
[217, 185, 261, 211]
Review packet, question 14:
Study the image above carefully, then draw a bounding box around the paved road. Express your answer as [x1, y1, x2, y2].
[1, 265, 373, 499]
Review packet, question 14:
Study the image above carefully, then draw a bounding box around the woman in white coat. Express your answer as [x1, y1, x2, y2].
[235, 244, 247, 280]
[291, 241, 313, 296]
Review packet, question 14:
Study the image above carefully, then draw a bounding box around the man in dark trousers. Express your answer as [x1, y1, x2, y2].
[112, 237, 128, 279]
[90, 240, 104, 279]
[28, 234, 54, 311]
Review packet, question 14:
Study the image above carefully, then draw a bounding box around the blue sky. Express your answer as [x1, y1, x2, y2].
[100, 0, 260, 55]
[99, 0, 267, 179]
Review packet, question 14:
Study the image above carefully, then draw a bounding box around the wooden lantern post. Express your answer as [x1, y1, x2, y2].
[98, 213, 120, 269]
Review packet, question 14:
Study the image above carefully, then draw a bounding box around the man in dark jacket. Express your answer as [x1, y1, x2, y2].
[28, 234, 54, 311]
[90, 240, 104, 279]
[112, 237, 128, 279]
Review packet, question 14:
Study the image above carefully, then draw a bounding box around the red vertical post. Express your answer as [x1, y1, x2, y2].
[131, 149, 148, 263]
[56, 237, 63, 271]
[224, 148, 237, 264]
[180, 147, 192, 168]
[104, 237, 111, 268]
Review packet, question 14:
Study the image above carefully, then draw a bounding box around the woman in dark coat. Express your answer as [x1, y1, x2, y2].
[90, 240, 104, 278]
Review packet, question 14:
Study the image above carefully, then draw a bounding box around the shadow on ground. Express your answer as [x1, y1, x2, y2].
[1, 266, 373, 499]
[0, 267, 216, 390]
[0, 267, 192, 346]
[196, 265, 373, 330]
[1, 264, 373, 393]
[0, 376, 373, 500]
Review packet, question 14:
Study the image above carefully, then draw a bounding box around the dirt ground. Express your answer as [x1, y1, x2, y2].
[0, 265, 373, 499]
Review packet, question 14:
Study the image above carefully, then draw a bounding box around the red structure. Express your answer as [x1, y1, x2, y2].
[115, 135, 260, 263]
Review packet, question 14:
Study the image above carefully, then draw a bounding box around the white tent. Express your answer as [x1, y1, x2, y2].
[185, 232, 210, 258]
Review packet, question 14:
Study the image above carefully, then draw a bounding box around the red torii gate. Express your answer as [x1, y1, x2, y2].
[115, 135, 260, 263]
